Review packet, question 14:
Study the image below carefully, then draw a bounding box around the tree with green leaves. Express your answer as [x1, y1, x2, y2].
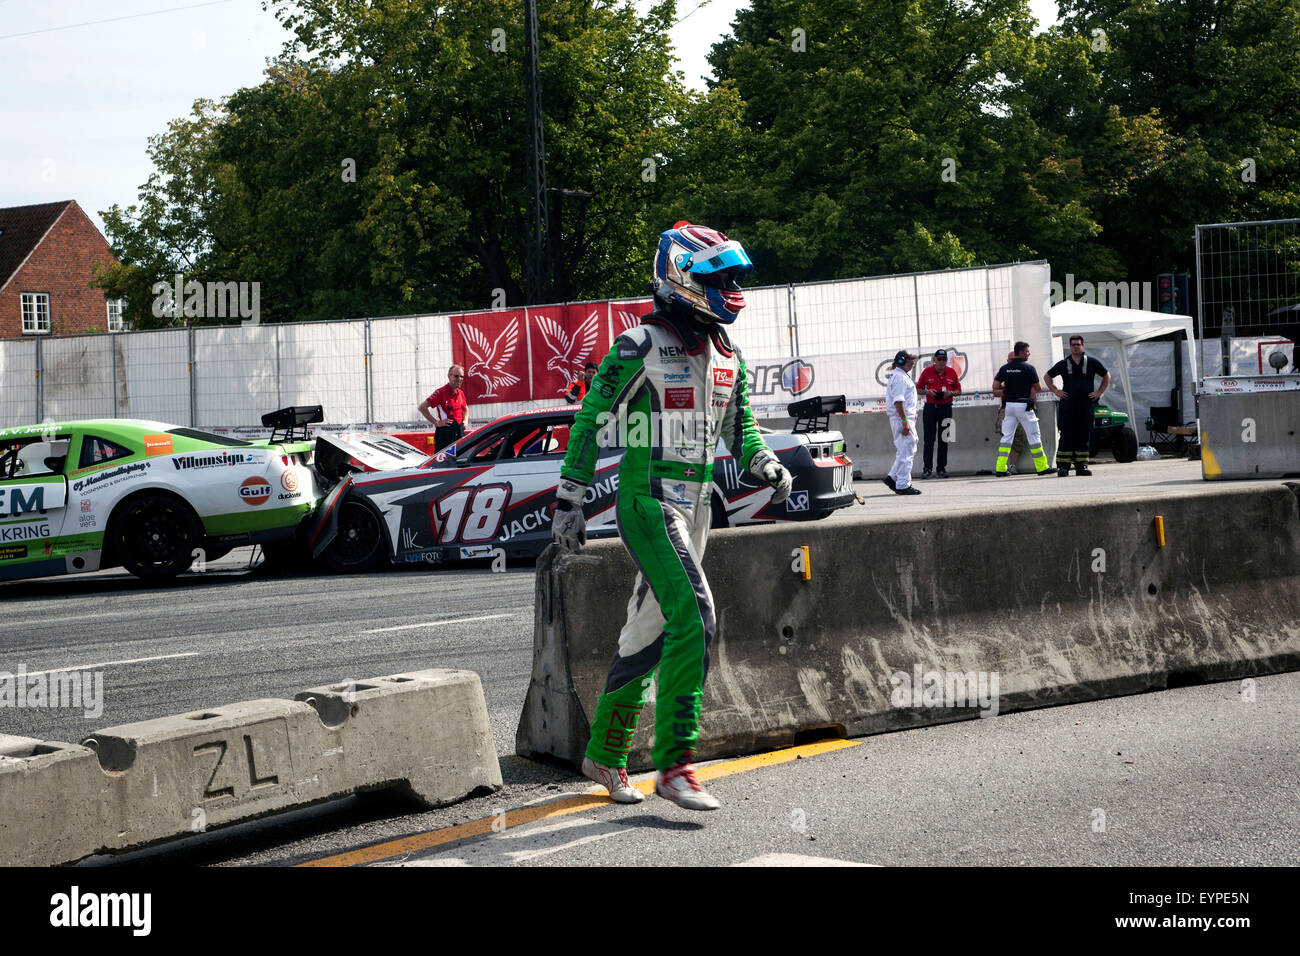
[699, 0, 1113, 283]
[1052, 0, 1300, 283]
[94, 100, 227, 327]
[98, 1, 743, 326]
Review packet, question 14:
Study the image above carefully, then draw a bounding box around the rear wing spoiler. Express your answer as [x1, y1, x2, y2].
[787, 394, 845, 434]
[262, 405, 323, 443]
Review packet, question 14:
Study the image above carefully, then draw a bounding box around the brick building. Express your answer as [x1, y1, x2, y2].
[0, 200, 123, 339]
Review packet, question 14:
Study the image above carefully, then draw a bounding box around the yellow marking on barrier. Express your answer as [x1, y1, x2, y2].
[1154, 515, 1166, 547]
[298, 737, 860, 868]
[800, 545, 811, 581]
[1200, 430, 1221, 478]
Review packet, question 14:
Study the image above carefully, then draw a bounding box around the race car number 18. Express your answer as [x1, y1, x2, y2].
[433, 485, 510, 543]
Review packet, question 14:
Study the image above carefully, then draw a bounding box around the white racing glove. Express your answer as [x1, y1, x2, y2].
[748, 449, 793, 504]
[552, 478, 588, 552]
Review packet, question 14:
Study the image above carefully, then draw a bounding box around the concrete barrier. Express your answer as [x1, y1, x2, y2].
[0, 668, 500, 866]
[762, 405, 1059, 478]
[516, 486, 1300, 771]
[1199, 391, 1300, 479]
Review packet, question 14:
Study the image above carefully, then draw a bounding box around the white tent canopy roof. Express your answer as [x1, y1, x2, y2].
[1049, 300, 1197, 424]
[1050, 299, 1194, 346]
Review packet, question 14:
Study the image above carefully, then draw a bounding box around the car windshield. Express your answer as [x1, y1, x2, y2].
[0, 436, 72, 479]
[450, 416, 575, 464]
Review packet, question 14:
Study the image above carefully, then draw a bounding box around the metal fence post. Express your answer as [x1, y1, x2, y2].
[111, 332, 118, 418]
[34, 335, 43, 422]
[913, 274, 923, 355]
[985, 268, 995, 343]
[786, 283, 799, 358]
[188, 323, 197, 427]
[275, 324, 282, 410]
[364, 318, 374, 426]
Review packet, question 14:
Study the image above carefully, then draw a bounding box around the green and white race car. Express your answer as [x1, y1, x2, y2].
[0, 414, 320, 583]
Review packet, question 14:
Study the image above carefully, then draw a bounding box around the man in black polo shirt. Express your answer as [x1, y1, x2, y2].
[992, 341, 1051, 476]
[1046, 335, 1110, 476]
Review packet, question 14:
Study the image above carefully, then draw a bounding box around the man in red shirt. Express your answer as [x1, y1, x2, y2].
[915, 348, 961, 478]
[418, 365, 469, 451]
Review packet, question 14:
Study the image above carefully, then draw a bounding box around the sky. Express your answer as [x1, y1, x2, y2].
[0, 0, 1062, 237]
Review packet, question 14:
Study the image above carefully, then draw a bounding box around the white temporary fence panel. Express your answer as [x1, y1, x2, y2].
[279, 321, 368, 424]
[120, 329, 189, 424]
[370, 313, 454, 423]
[795, 274, 918, 355]
[41, 335, 115, 422]
[736, 284, 792, 360]
[918, 266, 1009, 347]
[0, 338, 37, 427]
[0, 263, 1054, 428]
[194, 324, 278, 427]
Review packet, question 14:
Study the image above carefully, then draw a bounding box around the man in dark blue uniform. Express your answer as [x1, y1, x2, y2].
[1046, 335, 1111, 476]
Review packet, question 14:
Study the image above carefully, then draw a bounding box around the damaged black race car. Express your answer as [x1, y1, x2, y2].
[304, 403, 855, 572]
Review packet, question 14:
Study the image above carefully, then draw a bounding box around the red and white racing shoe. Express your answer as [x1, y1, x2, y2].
[655, 756, 721, 811]
[582, 757, 645, 804]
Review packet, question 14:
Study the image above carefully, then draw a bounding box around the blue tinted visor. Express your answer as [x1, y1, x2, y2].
[688, 240, 753, 277]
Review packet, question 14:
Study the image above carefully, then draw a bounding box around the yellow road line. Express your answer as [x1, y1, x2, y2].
[299, 737, 860, 868]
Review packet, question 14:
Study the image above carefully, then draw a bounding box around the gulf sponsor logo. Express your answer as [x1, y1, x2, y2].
[712, 367, 735, 389]
[665, 387, 694, 409]
[239, 476, 272, 506]
[143, 434, 174, 456]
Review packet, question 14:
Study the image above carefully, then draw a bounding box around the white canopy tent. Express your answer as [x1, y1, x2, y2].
[1049, 300, 1196, 424]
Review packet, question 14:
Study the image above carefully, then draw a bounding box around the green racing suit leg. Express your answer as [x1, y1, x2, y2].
[584, 490, 715, 772]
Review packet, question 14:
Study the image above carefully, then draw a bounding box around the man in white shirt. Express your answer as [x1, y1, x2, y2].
[884, 349, 921, 495]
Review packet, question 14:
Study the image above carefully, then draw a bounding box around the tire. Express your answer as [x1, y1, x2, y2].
[1113, 425, 1138, 463]
[318, 499, 385, 573]
[111, 494, 205, 580]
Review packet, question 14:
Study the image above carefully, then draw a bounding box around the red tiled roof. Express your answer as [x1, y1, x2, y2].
[0, 200, 74, 291]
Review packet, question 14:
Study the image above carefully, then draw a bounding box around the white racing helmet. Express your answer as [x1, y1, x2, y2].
[652, 221, 754, 324]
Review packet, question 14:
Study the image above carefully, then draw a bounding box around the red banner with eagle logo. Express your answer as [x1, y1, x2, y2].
[451, 309, 532, 404]
[453, 300, 656, 404]
[527, 304, 610, 402]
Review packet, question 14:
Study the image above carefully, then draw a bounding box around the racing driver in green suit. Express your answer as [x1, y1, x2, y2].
[551, 222, 792, 810]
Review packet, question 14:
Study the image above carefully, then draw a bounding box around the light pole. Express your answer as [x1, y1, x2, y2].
[524, 0, 548, 305]
[548, 187, 592, 300]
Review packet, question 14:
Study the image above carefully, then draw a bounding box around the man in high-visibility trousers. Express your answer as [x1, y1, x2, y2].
[992, 341, 1052, 476]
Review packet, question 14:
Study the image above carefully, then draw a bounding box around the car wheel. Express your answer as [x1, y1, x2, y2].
[112, 494, 205, 580]
[1113, 425, 1138, 463]
[319, 499, 385, 573]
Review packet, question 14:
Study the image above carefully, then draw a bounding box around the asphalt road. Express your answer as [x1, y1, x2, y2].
[0, 457, 1294, 866]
